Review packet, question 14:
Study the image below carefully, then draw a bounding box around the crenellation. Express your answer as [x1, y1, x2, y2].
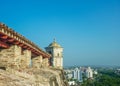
[0, 45, 21, 69]
[32, 55, 43, 69]
[0, 23, 52, 69]
[42, 58, 49, 67]
[14, 45, 22, 56]
[20, 50, 32, 68]
[7, 32, 10, 36]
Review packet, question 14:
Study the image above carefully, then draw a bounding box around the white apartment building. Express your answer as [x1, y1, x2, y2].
[73, 67, 83, 82]
[85, 67, 93, 78]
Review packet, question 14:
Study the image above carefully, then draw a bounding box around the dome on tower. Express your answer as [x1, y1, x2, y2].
[48, 39, 62, 48]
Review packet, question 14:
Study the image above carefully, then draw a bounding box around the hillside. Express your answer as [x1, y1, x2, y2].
[0, 68, 68, 86]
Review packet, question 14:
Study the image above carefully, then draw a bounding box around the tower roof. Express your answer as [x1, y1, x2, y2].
[48, 39, 62, 48]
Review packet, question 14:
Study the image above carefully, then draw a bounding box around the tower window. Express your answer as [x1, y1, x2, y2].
[57, 53, 59, 56]
[48, 51, 51, 54]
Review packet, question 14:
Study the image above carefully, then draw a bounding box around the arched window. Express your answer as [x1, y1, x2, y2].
[48, 51, 51, 54]
[57, 53, 59, 56]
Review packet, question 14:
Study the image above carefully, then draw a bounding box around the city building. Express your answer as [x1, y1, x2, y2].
[115, 69, 120, 75]
[85, 67, 93, 79]
[67, 73, 73, 79]
[79, 67, 83, 82]
[68, 81, 76, 86]
[73, 67, 83, 82]
[93, 70, 98, 75]
[64, 66, 95, 86]
[45, 39, 63, 69]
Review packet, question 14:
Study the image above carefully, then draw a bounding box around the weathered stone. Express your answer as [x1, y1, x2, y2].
[20, 50, 31, 69]
[0, 68, 68, 86]
[0, 45, 21, 69]
[0, 45, 32, 70]
[42, 58, 49, 67]
[32, 55, 43, 69]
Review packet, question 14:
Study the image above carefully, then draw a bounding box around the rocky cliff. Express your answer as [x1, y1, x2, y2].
[0, 68, 68, 86]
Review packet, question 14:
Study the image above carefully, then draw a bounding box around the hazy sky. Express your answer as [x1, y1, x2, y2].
[0, 0, 120, 66]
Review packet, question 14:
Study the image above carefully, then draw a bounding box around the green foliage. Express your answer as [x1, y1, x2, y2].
[81, 69, 120, 86]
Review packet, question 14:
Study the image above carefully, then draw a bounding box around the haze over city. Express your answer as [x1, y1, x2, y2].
[0, 0, 120, 66]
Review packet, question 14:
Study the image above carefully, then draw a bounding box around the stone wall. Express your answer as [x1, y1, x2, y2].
[42, 58, 49, 67]
[0, 45, 21, 69]
[32, 55, 43, 69]
[0, 45, 68, 86]
[20, 50, 31, 69]
[0, 45, 48, 70]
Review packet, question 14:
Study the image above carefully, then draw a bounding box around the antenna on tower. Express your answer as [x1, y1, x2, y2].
[53, 38, 56, 42]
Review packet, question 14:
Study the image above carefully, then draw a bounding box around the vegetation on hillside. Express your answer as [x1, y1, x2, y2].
[81, 68, 120, 86]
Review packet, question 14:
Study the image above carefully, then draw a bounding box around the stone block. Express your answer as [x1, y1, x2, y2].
[42, 58, 49, 67]
[0, 45, 21, 69]
[32, 55, 43, 69]
[20, 50, 31, 68]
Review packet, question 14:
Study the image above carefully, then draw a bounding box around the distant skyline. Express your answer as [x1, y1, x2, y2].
[0, 0, 120, 66]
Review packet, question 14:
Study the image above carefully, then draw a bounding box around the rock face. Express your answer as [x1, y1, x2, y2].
[0, 45, 68, 86]
[0, 68, 68, 86]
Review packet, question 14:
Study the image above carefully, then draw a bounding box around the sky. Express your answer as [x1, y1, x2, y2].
[0, 0, 120, 67]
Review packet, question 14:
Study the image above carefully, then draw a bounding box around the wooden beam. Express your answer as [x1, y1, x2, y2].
[0, 40, 9, 48]
[23, 45, 27, 48]
[27, 47, 31, 50]
[14, 41, 20, 45]
[18, 43, 24, 47]
[8, 38, 15, 42]
[0, 35, 8, 39]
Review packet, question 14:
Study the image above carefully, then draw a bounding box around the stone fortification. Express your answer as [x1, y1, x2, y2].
[0, 23, 68, 86]
[0, 45, 68, 86]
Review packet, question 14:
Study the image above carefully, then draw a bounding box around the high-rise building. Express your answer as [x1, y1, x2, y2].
[73, 67, 83, 82]
[45, 39, 63, 69]
[79, 67, 83, 82]
[85, 67, 93, 78]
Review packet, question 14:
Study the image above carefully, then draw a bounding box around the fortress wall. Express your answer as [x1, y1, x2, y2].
[0, 45, 21, 69]
[32, 55, 43, 69]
